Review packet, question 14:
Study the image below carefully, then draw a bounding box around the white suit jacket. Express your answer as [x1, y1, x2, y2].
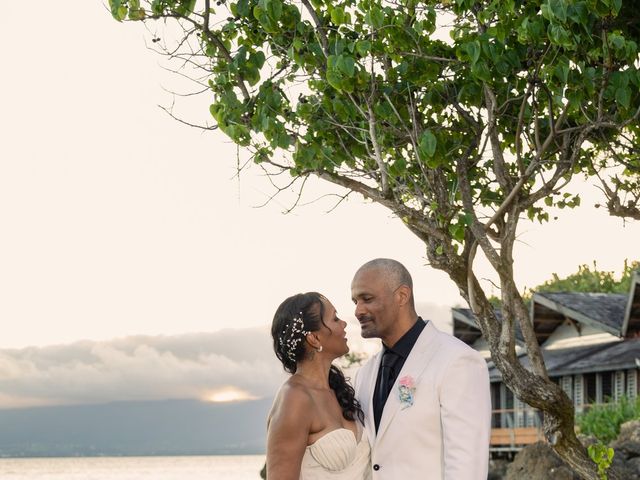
[354, 321, 491, 479]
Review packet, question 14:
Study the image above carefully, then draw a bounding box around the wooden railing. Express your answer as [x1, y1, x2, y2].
[489, 400, 636, 451]
[490, 408, 543, 451]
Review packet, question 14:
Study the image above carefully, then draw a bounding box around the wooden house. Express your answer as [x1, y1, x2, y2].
[452, 271, 640, 451]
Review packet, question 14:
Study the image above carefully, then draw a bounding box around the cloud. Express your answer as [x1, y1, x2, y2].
[0, 302, 456, 409]
[0, 327, 287, 409]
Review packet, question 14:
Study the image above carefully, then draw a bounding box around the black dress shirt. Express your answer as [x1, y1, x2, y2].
[372, 317, 427, 432]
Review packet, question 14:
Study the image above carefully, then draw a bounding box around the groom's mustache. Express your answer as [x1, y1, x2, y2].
[358, 315, 374, 324]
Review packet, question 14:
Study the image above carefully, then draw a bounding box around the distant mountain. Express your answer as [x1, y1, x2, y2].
[0, 398, 272, 457]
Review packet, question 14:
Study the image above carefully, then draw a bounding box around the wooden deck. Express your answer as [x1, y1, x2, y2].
[491, 427, 543, 447]
[490, 408, 544, 451]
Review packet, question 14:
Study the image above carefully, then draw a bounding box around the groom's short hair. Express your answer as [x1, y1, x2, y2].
[357, 258, 415, 307]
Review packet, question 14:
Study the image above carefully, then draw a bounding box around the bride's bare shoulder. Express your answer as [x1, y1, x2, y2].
[268, 378, 314, 426]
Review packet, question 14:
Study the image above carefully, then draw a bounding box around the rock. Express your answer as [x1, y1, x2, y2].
[627, 457, 640, 474]
[491, 422, 640, 480]
[610, 456, 639, 480]
[488, 458, 510, 480]
[619, 420, 640, 444]
[504, 442, 580, 480]
[577, 434, 598, 448]
[616, 439, 640, 459]
[611, 420, 640, 460]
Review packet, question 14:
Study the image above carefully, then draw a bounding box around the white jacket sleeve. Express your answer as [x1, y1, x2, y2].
[439, 352, 491, 480]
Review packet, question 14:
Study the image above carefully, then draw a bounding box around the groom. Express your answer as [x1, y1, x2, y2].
[352, 259, 491, 479]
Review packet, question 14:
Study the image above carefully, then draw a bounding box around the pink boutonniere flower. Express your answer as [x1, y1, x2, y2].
[398, 375, 416, 409]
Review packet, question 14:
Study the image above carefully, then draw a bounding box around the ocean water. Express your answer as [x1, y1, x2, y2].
[0, 455, 266, 480]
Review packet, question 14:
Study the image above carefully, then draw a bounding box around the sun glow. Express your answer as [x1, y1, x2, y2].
[205, 387, 257, 403]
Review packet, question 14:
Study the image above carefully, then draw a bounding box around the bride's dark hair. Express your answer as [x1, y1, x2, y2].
[272, 292, 364, 423]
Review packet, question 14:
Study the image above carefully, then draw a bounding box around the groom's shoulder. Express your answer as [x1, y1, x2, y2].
[431, 323, 485, 361]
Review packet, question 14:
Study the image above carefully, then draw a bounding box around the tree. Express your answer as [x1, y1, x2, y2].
[107, 0, 640, 477]
[535, 259, 639, 294]
[489, 259, 640, 306]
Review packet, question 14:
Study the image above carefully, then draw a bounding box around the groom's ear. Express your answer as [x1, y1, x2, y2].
[395, 285, 411, 306]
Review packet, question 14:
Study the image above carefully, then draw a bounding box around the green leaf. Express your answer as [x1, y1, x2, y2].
[615, 87, 631, 109]
[356, 40, 372, 56]
[548, 24, 573, 48]
[554, 57, 570, 84]
[249, 51, 266, 69]
[464, 41, 481, 65]
[117, 5, 128, 21]
[253, 5, 278, 32]
[326, 70, 343, 91]
[338, 56, 356, 77]
[265, 0, 282, 21]
[471, 61, 491, 82]
[609, 33, 625, 50]
[419, 130, 437, 158]
[109, 0, 128, 21]
[567, 2, 588, 28]
[235, 0, 252, 17]
[448, 223, 465, 242]
[109, 0, 122, 20]
[331, 7, 345, 25]
[128, 8, 146, 20]
[366, 7, 384, 29]
[548, 0, 568, 23]
[611, 0, 622, 14]
[181, 0, 197, 15]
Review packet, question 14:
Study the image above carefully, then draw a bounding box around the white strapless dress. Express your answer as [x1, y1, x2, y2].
[300, 428, 371, 479]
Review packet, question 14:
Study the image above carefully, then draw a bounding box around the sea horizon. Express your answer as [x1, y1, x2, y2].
[0, 454, 267, 480]
[0, 452, 266, 459]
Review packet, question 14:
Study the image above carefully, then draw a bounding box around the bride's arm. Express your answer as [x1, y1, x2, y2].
[267, 384, 313, 479]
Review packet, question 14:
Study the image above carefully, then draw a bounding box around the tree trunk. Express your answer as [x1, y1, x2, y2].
[439, 261, 617, 479]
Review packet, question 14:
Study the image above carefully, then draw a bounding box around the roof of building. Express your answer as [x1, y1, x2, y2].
[453, 271, 640, 349]
[452, 307, 525, 345]
[487, 339, 640, 382]
[552, 338, 640, 376]
[532, 292, 627, 336]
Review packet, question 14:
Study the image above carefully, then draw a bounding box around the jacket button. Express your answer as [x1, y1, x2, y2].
[373, 464, 380, 471]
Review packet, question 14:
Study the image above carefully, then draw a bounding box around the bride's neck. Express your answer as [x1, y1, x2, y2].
[295, 358, 333, 389]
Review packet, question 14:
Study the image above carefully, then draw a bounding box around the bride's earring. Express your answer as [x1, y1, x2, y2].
[316, 345, 323, 353]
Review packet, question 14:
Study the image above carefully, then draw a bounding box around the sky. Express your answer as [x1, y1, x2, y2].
[0, 2, 638, 409]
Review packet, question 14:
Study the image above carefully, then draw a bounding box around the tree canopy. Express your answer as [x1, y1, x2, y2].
[535, 260, 639, 294]
[489, 260, 640, 306]
[108, 0, 640, 477]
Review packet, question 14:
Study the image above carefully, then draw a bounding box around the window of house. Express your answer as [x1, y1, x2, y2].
[584, 373, 597, 405]
[514, 396, 525, 428]
[561, 375, 573, 398]
[501, 384, 514, 428]
[526, 408, 537, 427]
[627, 370, 638, 399]
[601, 372, 613, 402]
[574, 375, 584, 412]
[614, 371, 626, 401]
[491, 383, 501, 428]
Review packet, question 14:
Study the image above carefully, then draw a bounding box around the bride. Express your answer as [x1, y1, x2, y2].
[267, 292, 371, 479]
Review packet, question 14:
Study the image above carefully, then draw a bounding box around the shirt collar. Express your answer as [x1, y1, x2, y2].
[383, 317, 427, 359]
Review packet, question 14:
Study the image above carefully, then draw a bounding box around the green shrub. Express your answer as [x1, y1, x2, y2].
[587, 443, 615, 480]
[576, 396, 640, 443]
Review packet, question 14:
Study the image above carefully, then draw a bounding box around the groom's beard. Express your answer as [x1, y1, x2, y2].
[357, 315, 377, 338]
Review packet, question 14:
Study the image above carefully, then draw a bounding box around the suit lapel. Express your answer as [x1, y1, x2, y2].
[375, 321, 441, 442]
